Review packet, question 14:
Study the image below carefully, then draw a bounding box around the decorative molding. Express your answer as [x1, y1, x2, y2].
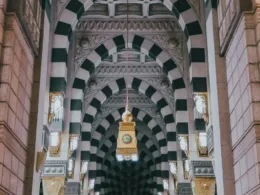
[105, 96, 154, 106]
[42, 160, 68, 177]
[94, 64, 163, 76]
[190, 161, 215, 178]
[76, 19, 181, 32]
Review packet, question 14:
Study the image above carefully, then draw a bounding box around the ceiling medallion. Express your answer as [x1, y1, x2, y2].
[80, 37, 90, 48]
[168, 37, 179, 49]
[122, 134, 133, 144]
[161, 79, 169, 89]
[88, 79, 97, 88]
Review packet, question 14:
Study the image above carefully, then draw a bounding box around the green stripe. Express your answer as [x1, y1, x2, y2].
[50, 77, 66, 92]
[69, 123, 81, 134]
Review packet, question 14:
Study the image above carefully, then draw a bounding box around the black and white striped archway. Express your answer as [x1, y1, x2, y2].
[50, 0, 207, 97]
[87, 119, 169, 194]
[95, 142, 162, 194]
[79, 107, 174, 192]
[87, 108, 171, 176]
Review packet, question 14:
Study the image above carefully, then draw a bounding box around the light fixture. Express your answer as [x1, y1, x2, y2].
[80, 161, 89, 179]
[194, 92, 209, 124]
[116, 0, 138, 162]
[163, 179, 169, 191]
[197, 132, 208, 156]
[68, 158, 75, 178]
[68, 135, 79, 157]
[49, 132, 61, 156]
[169, 161, 177, 176]
[89, 179, 95, 192]
[183, 159, 190, 180]
[48, 92, 64, 124]
[178, 135, 189, 156]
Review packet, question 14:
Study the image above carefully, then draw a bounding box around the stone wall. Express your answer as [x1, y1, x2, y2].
[0, 14, 35, 194]
[226, 6, 260, 195]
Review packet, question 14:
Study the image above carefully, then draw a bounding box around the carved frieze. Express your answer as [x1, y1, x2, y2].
[76, 19, 181, 32]
[94, 63, 163, 76]
[42, 160, 68, 177]
[190, 161, 215, 178]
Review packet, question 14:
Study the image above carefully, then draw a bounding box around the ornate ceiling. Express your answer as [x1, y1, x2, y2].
[67, 3, 185, 193]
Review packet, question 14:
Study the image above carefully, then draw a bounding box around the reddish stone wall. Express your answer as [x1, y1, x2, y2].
[0, 15, 34, 195]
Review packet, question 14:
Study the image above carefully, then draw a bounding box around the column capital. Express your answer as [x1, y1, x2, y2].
[192, 178, 215, 195]
[189, 161, 214, 178]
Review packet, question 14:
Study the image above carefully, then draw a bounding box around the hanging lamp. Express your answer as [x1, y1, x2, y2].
[116, 0, 138, 162]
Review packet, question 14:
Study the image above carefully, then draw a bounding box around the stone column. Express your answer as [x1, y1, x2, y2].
[205, 0, 236, 194]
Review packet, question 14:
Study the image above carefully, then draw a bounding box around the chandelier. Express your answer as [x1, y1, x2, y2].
[116, 0, 138, 162]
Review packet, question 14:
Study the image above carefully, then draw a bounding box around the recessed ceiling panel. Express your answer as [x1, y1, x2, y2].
[84, 3, 109, 16]
[149, 3, 173, 16]
[115, 3, 142, 16]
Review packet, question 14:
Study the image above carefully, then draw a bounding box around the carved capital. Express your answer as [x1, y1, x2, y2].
[192, 178, 215, 195]
[42, 177, 66, 195]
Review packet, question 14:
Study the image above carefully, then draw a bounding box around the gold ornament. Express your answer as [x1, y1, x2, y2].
[42, 177, 65, 195]
[36, 151, 47, 172]
[192, 178, 216, 195]
[116, 107, 138, 161]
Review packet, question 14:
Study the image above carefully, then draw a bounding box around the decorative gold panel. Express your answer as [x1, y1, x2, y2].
[192, 178, 216, 195]
[42, 177, 65, 195]
[36, 151, 47, 172]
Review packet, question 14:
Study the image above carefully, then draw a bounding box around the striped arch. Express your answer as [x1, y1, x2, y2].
[95, 146, 161, 194]
[81, 107, 174, 187]
[70, 77, 178, 133]
[94, 133, 166, 193]
[51, 1, 207, 94]
[70, 76, 177, 134]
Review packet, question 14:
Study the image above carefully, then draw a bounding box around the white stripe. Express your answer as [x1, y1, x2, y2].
[141, 39, 153, 55]
[70, 110, 82, 122]
[71, 88, 83, 99]
[95, 91, 106, 103]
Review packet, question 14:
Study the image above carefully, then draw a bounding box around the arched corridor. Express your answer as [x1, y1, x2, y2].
[0, 0, 257, 195]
